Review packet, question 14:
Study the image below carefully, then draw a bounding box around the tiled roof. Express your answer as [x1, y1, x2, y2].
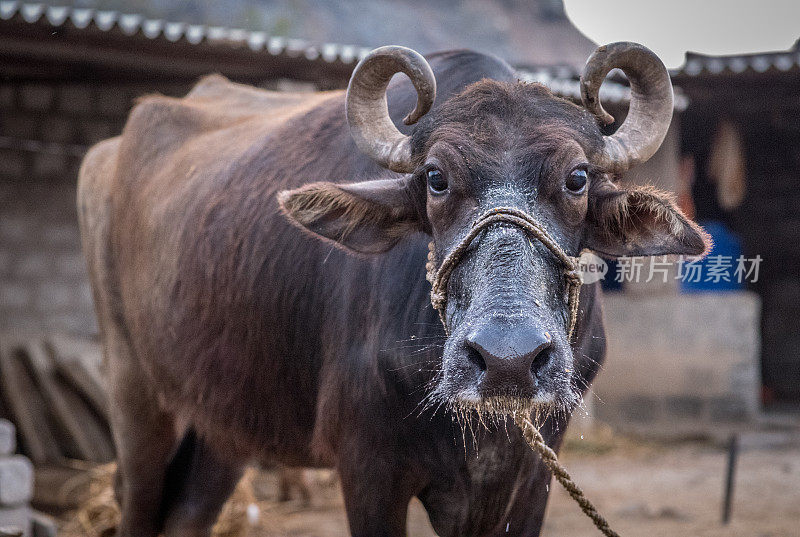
[518, 66, 688, 110]
[1, 1, 696, 109]
[673, 49, 800, 77]
[0, 1, 373, 65]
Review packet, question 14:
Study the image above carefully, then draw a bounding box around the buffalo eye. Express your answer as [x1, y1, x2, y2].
[566, 168, 588, 194]
[427, 168, 448, 194]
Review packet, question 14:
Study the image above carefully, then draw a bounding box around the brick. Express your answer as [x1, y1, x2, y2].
[0, 456, 33, 506]
[78, 281, 95, 309]
[0, 313, 42, 333]
[0, 250, 11, 276]
[31, 153, 66, 179]
[96, 89, 132, 117]
[78, 118, 115, 145]
[44, 311, 97, 336]
[0, 505, 30, 537]
[0, 85, 15, 109]
[55, 252, 86, 278]
[0, 421, 14, 456]
[0, 283, 32, 310]
[0, 218, 35, 244]
[18, 85, 53, 112]
[35, 282, 76, 312]
[39, 117, 74, 144]
[0, 114, 37, 139]
[0, 150, 27, 178]
[41, 224, 79, 246]
[57, 84, 94, 115]
[14, 254, 50, 279]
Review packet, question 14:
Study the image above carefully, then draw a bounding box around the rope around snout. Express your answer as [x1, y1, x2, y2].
[515, 415, 621, 537]
[425, 206, 582, 339]
[425, 207, 619, 536]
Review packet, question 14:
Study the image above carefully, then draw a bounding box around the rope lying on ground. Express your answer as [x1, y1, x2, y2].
[515, 414, 620, 537]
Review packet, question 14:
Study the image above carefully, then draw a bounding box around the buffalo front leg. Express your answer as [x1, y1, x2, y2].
[107, 336, 178, 537]
[337, 439, 420, 537]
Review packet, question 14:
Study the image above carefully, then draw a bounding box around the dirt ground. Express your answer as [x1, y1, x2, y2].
[196, 431, 800, 537]
[59, 427, 800, 537]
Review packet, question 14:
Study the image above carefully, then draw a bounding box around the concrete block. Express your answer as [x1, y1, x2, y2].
[0, 150, 27, 179]
[35, 282, 76, 312]
[0, 505, 30, 537]
[30, 511, 56, 537]
[96, 89, 132, 117]
[619, 395, 658, 423]
[0, 283, 31, 310]
[78, 281, 95, 309]
[0, 114, 37, 140]
[40, 117, 75, 144]
[0, 250, 11, 276]
[0, 421, 14, 456]
[0, 85, 15, 109]
[0, 456, 34, 506]
[14, 253, 50, 279]
[58, 84, 94, 115]
[594, 292, 761, 434]
[78, 118, 115, 145]
[41, 224, 79, 246]
[709, 395, 749, 423]
[44, 311, 98, 337]
[665, 396, 704, 419]
[18, 85, 53, 112]
[0, 313, 43, 333]
[55, 252, 87, 278]
[0, 218, 35, 245]
[31, 153, 66, 179]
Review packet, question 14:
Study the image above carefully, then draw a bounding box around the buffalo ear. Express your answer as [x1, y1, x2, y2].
[277, 177, 423, 254]
[585, 180, 711, 258]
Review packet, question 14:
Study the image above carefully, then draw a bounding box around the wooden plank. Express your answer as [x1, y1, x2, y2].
[0, 338, 61, 464]
[23, 340, 113, 462]
[54, 358, 109, 422]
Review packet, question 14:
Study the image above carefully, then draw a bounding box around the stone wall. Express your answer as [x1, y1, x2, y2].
[0, 78, 314, 337]
[592, 291, 761, 435]
[0, 81, 155, 336]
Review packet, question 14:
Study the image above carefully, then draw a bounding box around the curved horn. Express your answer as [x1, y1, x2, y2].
[580, 42, 673, 174]
[346, 46, 436, 173]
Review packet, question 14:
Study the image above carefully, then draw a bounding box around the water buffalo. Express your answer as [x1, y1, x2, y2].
[77, 42, 708, 537]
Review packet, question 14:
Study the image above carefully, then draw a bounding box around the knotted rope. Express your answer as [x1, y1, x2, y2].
[424, 206, 620, 537]
[515, 415, 620, 537]
[425, 206, 582, 338]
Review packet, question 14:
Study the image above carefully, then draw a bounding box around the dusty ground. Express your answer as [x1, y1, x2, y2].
[209, 432, 800, 537]
[60, 428, 800, 537]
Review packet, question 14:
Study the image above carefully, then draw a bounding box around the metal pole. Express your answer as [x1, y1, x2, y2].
[722, 433, 739, 524]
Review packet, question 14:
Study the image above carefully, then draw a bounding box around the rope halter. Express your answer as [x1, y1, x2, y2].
[425, 206, 582, 339]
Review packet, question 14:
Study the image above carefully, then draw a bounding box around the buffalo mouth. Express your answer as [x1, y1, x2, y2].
[437, 379, 584, 428]
[444, 392, 573, 429]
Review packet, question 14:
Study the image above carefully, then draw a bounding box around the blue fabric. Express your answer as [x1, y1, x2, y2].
[680, 220, 743, 292]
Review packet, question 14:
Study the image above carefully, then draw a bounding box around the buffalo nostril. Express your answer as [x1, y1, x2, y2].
[465, 344, 487, 372]
[530, 344, 553, 376]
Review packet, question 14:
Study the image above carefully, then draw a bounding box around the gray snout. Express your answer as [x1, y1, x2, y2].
[463, 319, 554, 397]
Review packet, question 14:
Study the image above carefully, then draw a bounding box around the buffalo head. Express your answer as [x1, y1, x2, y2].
[279, 44, 709, 419]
